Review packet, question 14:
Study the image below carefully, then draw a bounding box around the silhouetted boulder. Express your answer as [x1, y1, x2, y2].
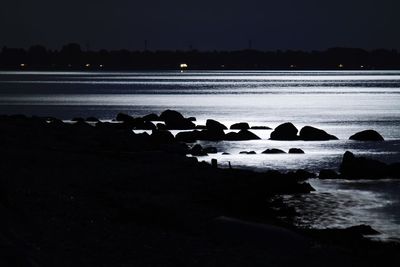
[340, 151, 390, 179]
[225, 130, 261, 141]
[251, 126, 272, 130]
[287, 170, 316, 180]
[190, 144, 207, 156]
[200, 129, 226, 141]
[188, 117, 197, 121]
[270, 123, 298, 140]
[239, 151, 256, 154]
[195, 125, 207, 129]
[150, 130, 175, 144]
[86, 117, 99, 122]
[345, 225, 380, 236]
[204, 147, 218, 154]
[222, 152, 230, 155]
[230, 122, 250, 130]
[143, 113, 159, 121]
[72, 117, 85, 123]
[206, 119, 227, 131]
[288, 148, 304, 154]
[156, 123, 167, 130]
[175, 131, 200, 143]
[299, 126, 338, 141]
[135, 120, 156, 130]
[319, 169, 339, 179]
[262, 149, 286, 154]
[349, 130, 384, 141]
[116, 113, 134, 123]
[159, 110, 195, 129]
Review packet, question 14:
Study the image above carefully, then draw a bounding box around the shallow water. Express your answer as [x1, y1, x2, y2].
[1, 70, 400, 240]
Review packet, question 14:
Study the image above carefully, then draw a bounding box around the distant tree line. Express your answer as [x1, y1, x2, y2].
[0, 43, 399, 70]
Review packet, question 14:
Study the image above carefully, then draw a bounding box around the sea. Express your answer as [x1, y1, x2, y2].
[1, 70, 400, 241]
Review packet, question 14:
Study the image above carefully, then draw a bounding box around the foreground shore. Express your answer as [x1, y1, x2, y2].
[0, 113, 399, 266]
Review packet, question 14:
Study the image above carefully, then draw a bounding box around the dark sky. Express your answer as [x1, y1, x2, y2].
[1, 0, 399, 51]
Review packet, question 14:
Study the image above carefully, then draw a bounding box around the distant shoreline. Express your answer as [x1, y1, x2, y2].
[1, 45, 399, 71]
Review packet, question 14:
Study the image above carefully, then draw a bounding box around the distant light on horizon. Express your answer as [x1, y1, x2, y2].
[20, 63, 26, 67]
[85, 64, 91, 67]
[180, 63, 188, 69]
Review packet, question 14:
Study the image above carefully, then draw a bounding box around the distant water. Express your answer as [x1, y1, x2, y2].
[1, 70, 400, 240]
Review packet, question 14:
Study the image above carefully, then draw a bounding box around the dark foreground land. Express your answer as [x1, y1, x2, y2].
[0, 114, 399, 267]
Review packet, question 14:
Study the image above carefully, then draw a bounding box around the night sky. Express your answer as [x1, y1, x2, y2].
[1, 0, 399, 51]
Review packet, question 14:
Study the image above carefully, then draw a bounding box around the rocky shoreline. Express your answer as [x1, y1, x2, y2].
[0, 112, 399, 266]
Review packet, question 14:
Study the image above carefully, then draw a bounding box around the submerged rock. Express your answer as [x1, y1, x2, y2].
[288, 148, 305, 154]
[270, 122, 298, 140]
[349, 130, 384, 141]
[299, 126, 338, 141]
[230, 122, 250, 130]
[86, 117, 99, 122]
[203, 147, 218, 154]
[262, 148, 286, 154]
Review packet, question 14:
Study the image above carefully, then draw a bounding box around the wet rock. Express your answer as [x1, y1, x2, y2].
[150, 130, 175, 144]
[349, 130, 384, 141]
[287, 170, 316, 181]
[175, 131, 200, 143]
[195, 125, 207, 129]
[156, 123, 167, 130]
[188, 117, 197, 121]
[319, 169, 339, 179]
[262, 149, 286, 154]
[206, 119, 227, 131]
[299, 126, 338, 141]
[116, 113, 134, 123]
[340, 151, 389, 179]
[159, 110, 195, 129]
[230, 122, 250, 130]
[159, 143, 189, 155]
[86, 117, 99, 122]
[345, 225, 380, 235]
[288, 148, 305, 154]
[270, 122, 298, 140]
[239, 151, 256, 154]
[222, 152, 230, 155]
[190, 144, 207, 156]
[225, 130, 261, 141]
[251, 126, 272, 130]
[72, 117, 85, 123]
[143, 113, 159, 121]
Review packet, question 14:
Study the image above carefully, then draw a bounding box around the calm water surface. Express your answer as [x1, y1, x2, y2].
[1, 70, 400, 240]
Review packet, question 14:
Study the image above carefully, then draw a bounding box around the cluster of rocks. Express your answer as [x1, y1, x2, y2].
[318, 151, 400, 180]
[270, 122, 338, 141]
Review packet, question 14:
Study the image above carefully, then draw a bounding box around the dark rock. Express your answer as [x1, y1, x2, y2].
[262, 149, 286, 154]
[299, 126, 338, 141]
[349, 130, 384, 141]
[71, 117, 85, 123]
[135, 120, 156, 130]
[159, 110, 195, 130]
[340, 151, 390, 179]
[319, 169, 339, 179]
[175, 131, 201, 143]
[86, 117, 99, 122]
[270, 122, 298, 140]
[188, 117, 197, 121]
[206, 119, 227, 131]
[230, 122, 250, 130]
[222, 152, 230, 155]
[116, 113, 134, 123]
[204, 147, 218, 154]
[345, 225, 380, 235]
[199, 129, 226, 141]
[239, 151, 256, 154]
[287, 170, 316, 181]
[156, 123, 167, 130]
[225, 130, 261, 141]
[150, 130, 175, 144]
[288, 148, 305, 154]
[250, 126, 272, 130]
[195, 125, 207, 129]
[190, 144, 207, 156]
[211, 159, 218, 168]
[159, 143, 189, 155]
[143, 113, 159, 121]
